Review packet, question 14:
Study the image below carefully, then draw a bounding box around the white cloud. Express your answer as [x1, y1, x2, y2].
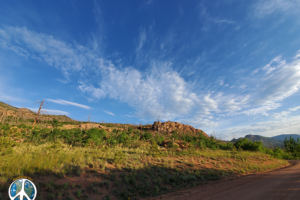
[239, 85, 246, 90]
[219, 79, 224, 86]
[273, 106, 300, 118]
[253, 53, 300, 105]
[78, 60, 225, 123]
[46, 99, 92, 109]
[136, 28, 147, 51]
[241, 102, 282, 116]
[253, 0, 300, 18]
[28, 108, 69, 115]
[103, 110, 115, 116]
[0, 26, 95, 79]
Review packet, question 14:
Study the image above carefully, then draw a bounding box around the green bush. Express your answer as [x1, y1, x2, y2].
[154, 135, 164, 145]
[149, 139, 161, 157]
[0, 123, 10, 131]
[117, 132, 129, 144]
[219, 142, 234, 150]
[52, 119, 59, 128]
[84, 128, 107, 146]
[234, 138, 263, 151]
[106, 137, 117, 146]
[17, 123, 27, 129]
[284, 136, 300, 159]
[128, 127, 133, 134]
[141, 132, 152, 140]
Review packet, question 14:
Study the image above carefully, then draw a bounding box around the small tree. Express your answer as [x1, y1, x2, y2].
[284, 136, 300, 159]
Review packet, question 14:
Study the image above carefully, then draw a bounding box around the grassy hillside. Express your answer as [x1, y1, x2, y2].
[0, 102, 292, 200]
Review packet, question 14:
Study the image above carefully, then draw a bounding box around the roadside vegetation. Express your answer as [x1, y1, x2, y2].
[0, 119, 294, 200]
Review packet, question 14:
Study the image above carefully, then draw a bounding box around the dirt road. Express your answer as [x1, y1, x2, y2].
[149, 160, 300, 200]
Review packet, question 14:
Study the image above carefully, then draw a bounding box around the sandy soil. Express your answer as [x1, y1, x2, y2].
[148, 160, 300, 200]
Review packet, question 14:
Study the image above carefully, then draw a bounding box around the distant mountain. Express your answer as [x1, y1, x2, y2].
[271, 134, 300, 141]
[231, 134, 300, 148]
[245, 135, 285, 148]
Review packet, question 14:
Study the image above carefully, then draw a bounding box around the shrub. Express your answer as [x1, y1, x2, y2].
[128, 127, 133, 134]
[0, 123, 10, 131]
[17, 123, 27, 129]
[84, 128, 107, 146]
[141, 132, 152, 140]
[219, 142, 234, 150]
[284, 136, 300, 159]
[117, 132, 129, 144]
[154, 135, 164, 145]
[106, 137, 117, 146]
[234, 138, 263, 151]
[52, 119, 59, 128]
[149, 139, 161, 157]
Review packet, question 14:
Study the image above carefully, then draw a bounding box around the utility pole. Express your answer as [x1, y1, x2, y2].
[32, 100, 44, 129]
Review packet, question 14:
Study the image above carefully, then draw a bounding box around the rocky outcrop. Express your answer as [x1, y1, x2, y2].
[152, 121, 209, 138]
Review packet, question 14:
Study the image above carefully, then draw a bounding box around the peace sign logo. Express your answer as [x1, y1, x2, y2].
[8, 178, 37, 200]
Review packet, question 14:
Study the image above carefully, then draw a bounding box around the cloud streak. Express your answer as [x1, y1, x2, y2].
[46, 99, 92, 109]
[103, 110, 115, 116]
[28, 108, 69, 115]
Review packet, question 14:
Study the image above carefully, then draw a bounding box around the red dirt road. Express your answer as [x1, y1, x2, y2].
[149, 160, 300, 200]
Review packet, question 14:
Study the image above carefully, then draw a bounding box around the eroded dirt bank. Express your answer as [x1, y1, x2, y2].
[148, 160, 300, 200]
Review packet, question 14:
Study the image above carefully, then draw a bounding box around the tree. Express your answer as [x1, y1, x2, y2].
[283, 136, 300, 159]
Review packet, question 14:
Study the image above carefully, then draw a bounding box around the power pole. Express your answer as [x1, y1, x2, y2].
[32, 100, 44, 129]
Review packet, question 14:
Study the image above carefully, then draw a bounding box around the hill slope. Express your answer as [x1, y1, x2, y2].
[0, 101, 76, 123]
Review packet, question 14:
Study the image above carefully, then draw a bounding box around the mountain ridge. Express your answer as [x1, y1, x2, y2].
[231, 134, 300, 148]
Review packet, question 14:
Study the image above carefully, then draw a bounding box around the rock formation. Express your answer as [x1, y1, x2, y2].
[152, 121, 209, 137]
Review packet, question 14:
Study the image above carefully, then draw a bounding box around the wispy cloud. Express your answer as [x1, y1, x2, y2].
[46, 99, 92, 109]
[0, 26, 95, 79]
[252, 55, 286, 75]
[103, 110, 115, 116]
[28, 108, 69, 115]
[241, 103, 282, 116]
[273, 106, 300, 119]
[253, 0, 300, 18]
[136, 28, 147, 51]
[199, 4, 237, 26]
[252, 53, 300, 105]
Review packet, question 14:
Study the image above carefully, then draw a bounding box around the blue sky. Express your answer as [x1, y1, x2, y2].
[0, 0, 300, 140]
